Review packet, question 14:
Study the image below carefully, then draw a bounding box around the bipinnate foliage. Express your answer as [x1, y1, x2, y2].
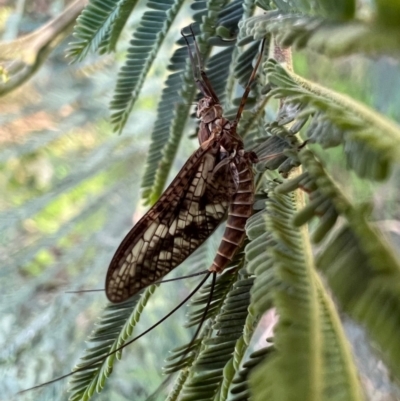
[4, 0, 400, 400]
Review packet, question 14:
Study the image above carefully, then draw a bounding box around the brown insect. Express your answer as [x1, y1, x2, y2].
[20, 28, 266, 395]
[106, 30, 265, 303]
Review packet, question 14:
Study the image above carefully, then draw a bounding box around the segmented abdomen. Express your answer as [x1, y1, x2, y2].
[209, 158, 254, 272]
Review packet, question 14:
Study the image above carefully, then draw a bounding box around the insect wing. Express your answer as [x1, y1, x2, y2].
[106, 142, 233, 303]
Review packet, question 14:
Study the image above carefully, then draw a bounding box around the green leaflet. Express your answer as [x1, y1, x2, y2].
[240, 6, 400, 57]
[68, 0, 129, 62]
[274, 148, 400, 387]
[110, 0, 186, 133]
[247, 179, 363, 401]
[263, 59, 400, 181]
[173, 273, 254, 401]
[68, 285, 158, 401]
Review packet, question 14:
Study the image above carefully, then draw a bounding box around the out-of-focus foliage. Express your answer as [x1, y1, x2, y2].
[2, 0, 400, 401]
[0, 1, 199, 400]
[0, 0, 86, 97]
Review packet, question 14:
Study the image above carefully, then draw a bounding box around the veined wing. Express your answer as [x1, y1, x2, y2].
[106, 140, 234, 303]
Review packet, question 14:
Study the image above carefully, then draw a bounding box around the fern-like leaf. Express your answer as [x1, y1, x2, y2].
[110, 0, 186, 133]
[247, 174, 363, 401]
[263, 59, 400, 180]
[67, 0, 134, 62]
[239, 5, 400, 57]
[68, 285, 157, 400]
[168, 270, 254, 401]
[277, 149, 400, 382]
[229, 347, 272, 401]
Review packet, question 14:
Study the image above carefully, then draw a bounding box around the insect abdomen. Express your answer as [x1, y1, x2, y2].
[210, 160, 254, 272]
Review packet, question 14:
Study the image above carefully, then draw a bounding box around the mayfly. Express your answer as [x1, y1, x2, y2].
[20, 28, 266, 394]
[106, 30, 265, 303]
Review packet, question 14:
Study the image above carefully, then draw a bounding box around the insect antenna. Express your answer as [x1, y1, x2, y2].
[181, 26, 219, 103]
[18, 271, 212, 394]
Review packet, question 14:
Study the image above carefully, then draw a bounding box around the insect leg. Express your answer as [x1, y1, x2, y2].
[181, 28, 199, 84]
[181, 25, 219, 102]
[189, 24, 204, 75]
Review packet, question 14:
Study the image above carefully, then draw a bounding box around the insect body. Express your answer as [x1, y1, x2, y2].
[106, 31, 265, 303]
[106, 95, 256, 303]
